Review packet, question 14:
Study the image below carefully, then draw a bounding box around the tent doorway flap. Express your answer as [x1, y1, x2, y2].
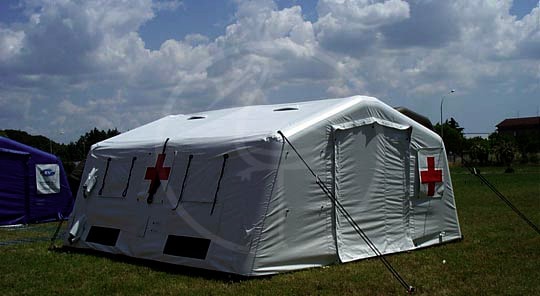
[333, 121, 412, 262]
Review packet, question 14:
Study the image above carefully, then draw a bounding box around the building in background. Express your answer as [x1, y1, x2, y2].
[496, 116, 540, 138]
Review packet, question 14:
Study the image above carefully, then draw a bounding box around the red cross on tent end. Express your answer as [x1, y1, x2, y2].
[420, 156, 443, 196]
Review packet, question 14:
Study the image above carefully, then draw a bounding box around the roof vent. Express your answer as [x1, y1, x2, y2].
[187, 115, 206, 120]
[273, 107, 299, 112]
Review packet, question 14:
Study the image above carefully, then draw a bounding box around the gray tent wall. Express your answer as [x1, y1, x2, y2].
[251, 97, 461, 275]
[68, 136, 282, 275]
[65, 95, 461, 276]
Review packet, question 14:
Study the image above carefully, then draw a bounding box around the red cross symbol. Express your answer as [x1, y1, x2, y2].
[144, 153, 171, 202]
[420, 156, 443, 196]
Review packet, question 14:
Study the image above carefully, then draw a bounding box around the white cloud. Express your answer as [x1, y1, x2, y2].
[0, 0, 538, 141]
[317, 0, 410, 28]
[152, 0, 183, 11]
[0, 28, 25, 62]
[315, 0, 409, 55]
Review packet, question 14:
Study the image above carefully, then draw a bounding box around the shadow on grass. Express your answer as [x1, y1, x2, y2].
[51, 245, 270, 283]
[49, 236, 465, 285]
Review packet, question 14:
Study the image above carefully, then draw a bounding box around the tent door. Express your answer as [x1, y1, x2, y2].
[333, 122, 412, 262]
[0, 151, 30, 225]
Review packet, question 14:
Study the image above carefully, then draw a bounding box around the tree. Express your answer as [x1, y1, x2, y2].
[466, 137, 490, 165]
[74, 128, 120, 158]
[1, 129, 56, 152]
[488, 132, 517, 169]
[434, 117, 466, 156]
[515, 133, 540, 163]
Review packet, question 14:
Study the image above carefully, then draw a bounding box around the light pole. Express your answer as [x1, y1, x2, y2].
[440, 89, 455, 139]
[50, 130, 64, 154]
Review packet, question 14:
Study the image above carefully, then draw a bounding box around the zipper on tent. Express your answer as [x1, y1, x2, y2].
[121, 156, 137, 197]
[172, 154, 194, 210]
[210, 154, 228, 215]
[98, 158, 112, 196]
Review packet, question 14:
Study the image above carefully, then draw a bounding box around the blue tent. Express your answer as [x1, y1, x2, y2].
[0, 136, 73, 226]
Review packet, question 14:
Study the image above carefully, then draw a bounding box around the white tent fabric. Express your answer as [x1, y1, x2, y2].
[65, 95, 462, 275]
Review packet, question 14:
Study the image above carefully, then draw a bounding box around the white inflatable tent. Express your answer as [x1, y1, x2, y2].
[65, 95, 462, 275]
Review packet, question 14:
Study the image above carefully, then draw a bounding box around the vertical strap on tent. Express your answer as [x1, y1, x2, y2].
[122, 156, 137, 197]
[210, 154, 228, 215]
[147, 138, 170, 204]
[172, 154, 194, 210]
[277, 131, 415, 294]
[98, 158, 112, 196]
[162, 138, 170, 154]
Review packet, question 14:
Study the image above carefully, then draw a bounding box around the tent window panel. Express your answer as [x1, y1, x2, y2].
[97, 156, 146, 198]
[180, 156, 224, 203]
[163, 235, 211, 259]
[85, 226, 120, 246]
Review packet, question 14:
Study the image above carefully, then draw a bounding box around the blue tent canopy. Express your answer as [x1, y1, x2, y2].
[0, 136, 73, 225]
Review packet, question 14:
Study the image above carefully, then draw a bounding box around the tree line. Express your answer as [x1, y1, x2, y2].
[435, 118, 540, 167]
[3, 119, 538, 171]
[1, 128, 120, 174]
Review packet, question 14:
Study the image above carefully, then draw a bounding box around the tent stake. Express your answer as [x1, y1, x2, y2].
[48, 219, 64, 250]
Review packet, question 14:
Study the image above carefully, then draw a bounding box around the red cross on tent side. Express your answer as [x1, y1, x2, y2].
[144, 153, 172, 202]
[418, 149, 445, 198]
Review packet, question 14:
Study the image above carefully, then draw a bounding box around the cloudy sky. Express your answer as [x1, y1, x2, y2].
[1, 0, 539, 142]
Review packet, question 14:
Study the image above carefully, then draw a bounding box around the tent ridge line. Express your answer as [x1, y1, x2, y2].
[282, 96, 365, 138]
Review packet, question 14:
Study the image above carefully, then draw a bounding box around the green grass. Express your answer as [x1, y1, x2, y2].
[1, 166, 539, 295]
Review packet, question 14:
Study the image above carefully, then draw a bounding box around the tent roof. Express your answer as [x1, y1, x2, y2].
[96, 96, 376, 149]
[0, 136, 57, 161]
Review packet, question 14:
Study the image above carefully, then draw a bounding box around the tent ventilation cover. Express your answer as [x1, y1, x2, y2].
[273, 107, 299, 111]
[187, 115, 206, 120]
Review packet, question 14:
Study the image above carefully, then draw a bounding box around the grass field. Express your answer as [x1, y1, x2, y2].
[1, 166, 539, 295]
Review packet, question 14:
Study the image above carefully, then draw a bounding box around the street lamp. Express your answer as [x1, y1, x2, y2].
[49, 130, 64, 154]
[440, 89, 455, 139]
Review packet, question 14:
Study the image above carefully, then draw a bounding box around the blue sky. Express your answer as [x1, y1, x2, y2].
[0, 0, 539, 142]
